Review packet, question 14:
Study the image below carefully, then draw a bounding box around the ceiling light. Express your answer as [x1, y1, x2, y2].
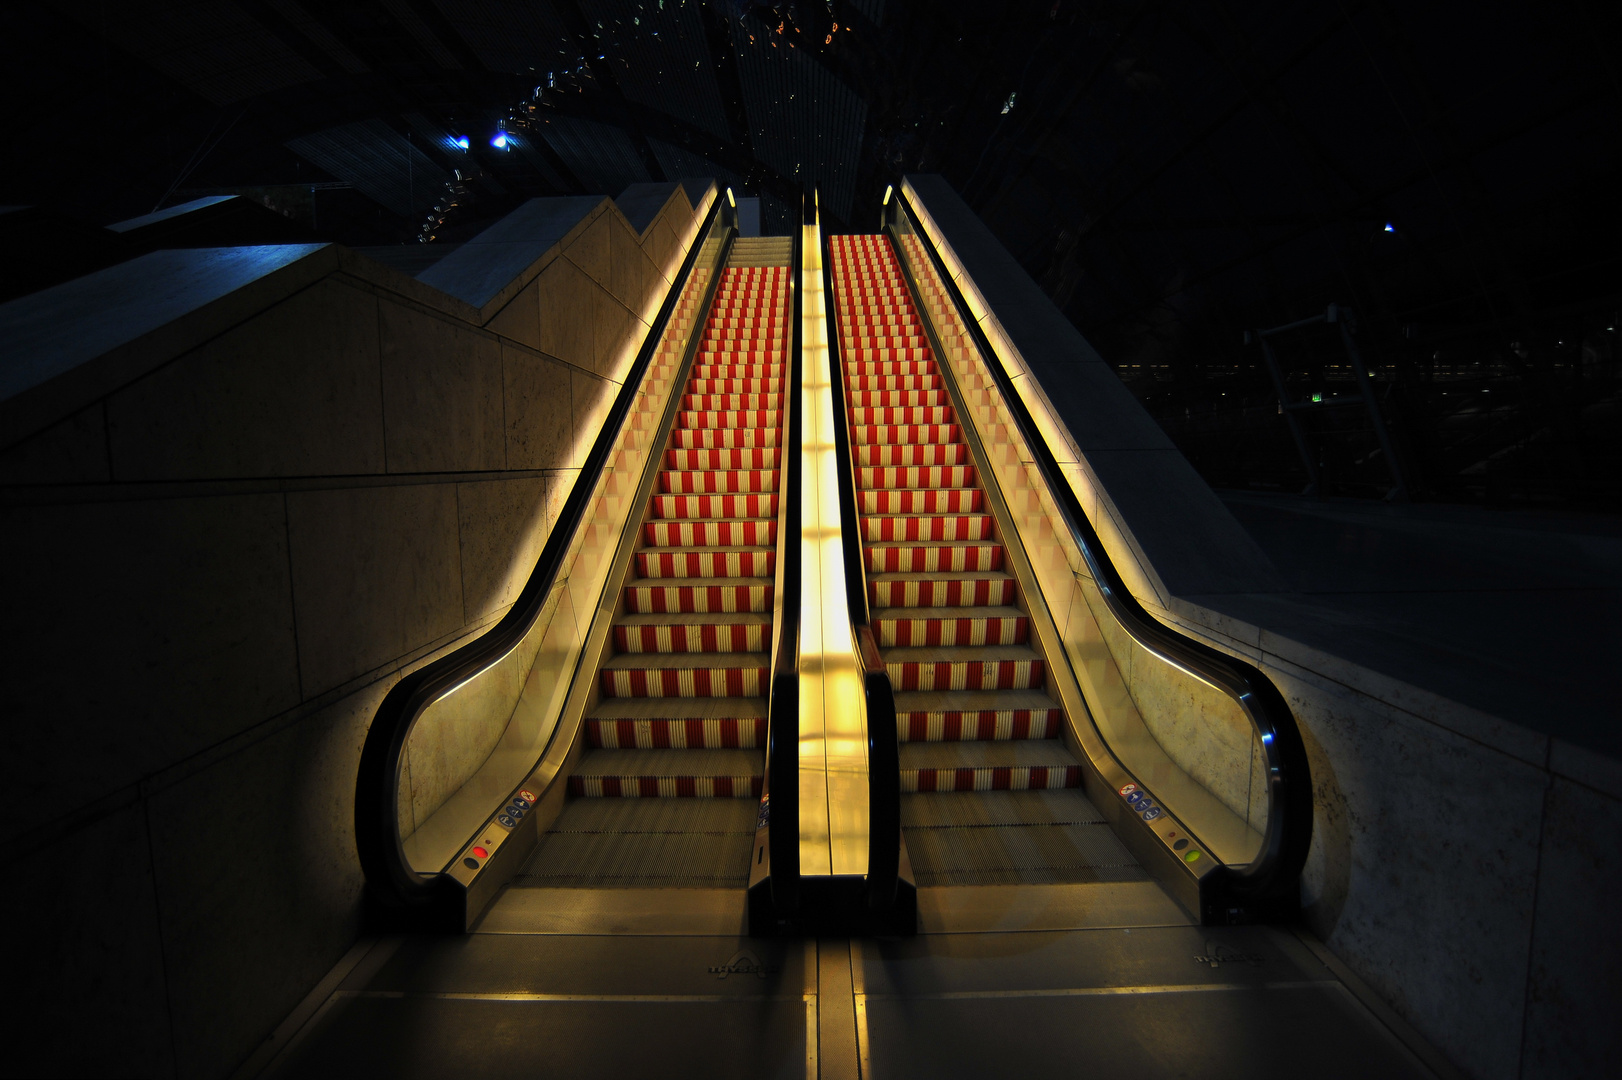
[1383, 223, 1395, 233]
[491, 133, 508, 149]
[455, 136, 469, 150]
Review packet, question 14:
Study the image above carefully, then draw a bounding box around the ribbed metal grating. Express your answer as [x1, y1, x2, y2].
[728, 14, 866, 222]
[261, 0, 369, 73]
[286, 119, 450, 217]
[433, 0, 575, 74]
[67, 0, 323, 104]
[647, 138, 743, 195]
[848, 0, 887, 25]
[380, 0, 462, 69]
[537, 114, 651, 195]
[595, 0, 730, 140]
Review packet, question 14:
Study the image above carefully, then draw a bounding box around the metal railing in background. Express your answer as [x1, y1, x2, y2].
[817, 193, 904, 913]
[889, 188, 1312, 919]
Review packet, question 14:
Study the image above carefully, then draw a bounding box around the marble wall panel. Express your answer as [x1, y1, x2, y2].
[1127, 653, 1257, 824]
[502, 345, 575, 472]
[536, 257, 598, 373]
[380, 303, 504, 474]
[1519, 777, 1622, 1078]
[457, 474, 553, 620]
[286, 483, 463, 697]
[0, 403, 109, 483]
[607, 214, 648, 314]
[0, 493, 299, 838]
[592, 288, 641, 383]
[0, 801, 174, 1079]
[147, 681, 376, 1080]
[485, 278, 541, 351]
[565, 211, 612, 283]
[633, 249, 665, 324]
[106, 279, 384, 480]
[1283, 666, 1546, 1080]
[649, 219, 680, 282]
[571, 368, 614, 469]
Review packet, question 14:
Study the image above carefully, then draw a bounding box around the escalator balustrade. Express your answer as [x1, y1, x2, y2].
[518, 247, 791, 886]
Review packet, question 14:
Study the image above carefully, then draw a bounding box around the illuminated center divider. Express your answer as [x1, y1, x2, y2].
[798, 212, 871, 879]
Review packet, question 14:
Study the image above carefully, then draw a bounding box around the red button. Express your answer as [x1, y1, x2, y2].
[472, 846, 489, 859]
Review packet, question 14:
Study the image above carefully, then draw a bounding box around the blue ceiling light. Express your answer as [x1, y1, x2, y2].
[455, 136, 470, 150]
[490, 132, 509, 150]
[1383, 222, 1395, 233]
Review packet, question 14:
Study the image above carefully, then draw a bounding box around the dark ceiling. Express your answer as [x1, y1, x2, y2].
[7, 0, 1622, 508]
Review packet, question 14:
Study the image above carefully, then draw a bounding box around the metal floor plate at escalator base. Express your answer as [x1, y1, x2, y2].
[852, 925, 1436, 1079]
[513, 798, 756, 889]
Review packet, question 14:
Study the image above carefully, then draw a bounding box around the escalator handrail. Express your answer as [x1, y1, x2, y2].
[765, 205, 805, 910]
[818, 200, 903, 909]
[891, 189, 1311, 902]
[355, 195, 726, 910]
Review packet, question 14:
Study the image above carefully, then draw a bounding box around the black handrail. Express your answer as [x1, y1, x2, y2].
[764, 202, 805, 912]
[817, 192, 903, 911]
[890, 188, 1311, 908]
[355, 194, 726, 916]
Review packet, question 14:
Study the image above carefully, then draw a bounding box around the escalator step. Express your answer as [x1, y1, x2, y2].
[863, 513, 995, 541]
[866, 543, 1004, 573]
[874, 605, 1028, 646]
[855, 442, 963, 465]
[586, 715, 768, 749]
[868, 572, 1015, 607]
[670, 426, 781, 448]
[857, 465, 976, 489]
[598, 651, 769, 698]
[623, 580, 773, 614]
[644, 518, 776, 546]
[884, 653, 1045, 691]
[613, 613, 771, 653]
[659, 469, 779, 494]
[649, 493, 778, 519]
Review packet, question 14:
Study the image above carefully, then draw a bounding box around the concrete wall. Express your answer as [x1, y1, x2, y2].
[903, 173, 1620, 1080]
[0, 182, 711, 1079]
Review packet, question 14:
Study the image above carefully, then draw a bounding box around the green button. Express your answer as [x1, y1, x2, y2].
[1184, 850, 1202, 863]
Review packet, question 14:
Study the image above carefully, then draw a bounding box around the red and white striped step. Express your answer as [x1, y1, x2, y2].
[830, 234, 1080, 795]
[578, 260, 788, 798]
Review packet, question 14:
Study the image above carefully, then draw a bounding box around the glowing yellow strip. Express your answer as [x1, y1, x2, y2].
[798, 217, 870, 877]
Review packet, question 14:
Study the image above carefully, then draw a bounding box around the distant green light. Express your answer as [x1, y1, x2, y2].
[1311, 392, 1323, 403]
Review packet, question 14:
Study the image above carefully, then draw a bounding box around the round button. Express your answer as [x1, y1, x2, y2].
[1173, 838, 1189, 851]
[463, 857, 480, 870]
[472, 846, 489, 859]
[1184, 850, 1202, 863]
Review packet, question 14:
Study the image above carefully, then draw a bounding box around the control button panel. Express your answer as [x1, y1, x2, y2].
[1118, 781, 1207, 870]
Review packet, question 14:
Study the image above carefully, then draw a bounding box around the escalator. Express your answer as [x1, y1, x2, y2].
[350, 197, 803, 930]
[283, 183, 1444, 1080]
[827, 233, 1138, 892]
[513, 237, 791, 891]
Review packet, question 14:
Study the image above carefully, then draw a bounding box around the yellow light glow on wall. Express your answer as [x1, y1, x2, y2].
[798, 214, 870, 878]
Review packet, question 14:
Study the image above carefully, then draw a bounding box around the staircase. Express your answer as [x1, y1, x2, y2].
[828, 234, 1141, 887]
[521, 243, 791, 888]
